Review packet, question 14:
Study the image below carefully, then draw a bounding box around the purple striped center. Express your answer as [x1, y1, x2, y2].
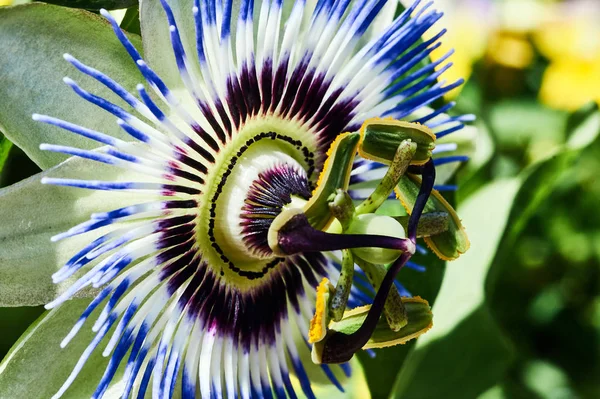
[241, 164, 311, 257]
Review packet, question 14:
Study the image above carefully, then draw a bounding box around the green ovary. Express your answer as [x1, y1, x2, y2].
[346, 214, 406, 264]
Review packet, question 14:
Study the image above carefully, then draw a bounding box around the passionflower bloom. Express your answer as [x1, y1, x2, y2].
[1, 0, 472, 397]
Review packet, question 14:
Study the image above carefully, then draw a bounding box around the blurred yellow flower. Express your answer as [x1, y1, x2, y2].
[487, 32, 534, 70]
[534, 3, 600, 111]
[540, 60, 600, 111]
[0, 0, 13, 6]
[416, 0, 600, 108]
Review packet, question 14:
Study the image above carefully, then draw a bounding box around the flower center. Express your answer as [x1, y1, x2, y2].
[212, 142, 311, 262]
[240, 163, 311, 257]
[195, 116, 320, 288]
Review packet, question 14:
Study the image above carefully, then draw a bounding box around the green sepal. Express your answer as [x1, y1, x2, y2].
[120, 5, 141, 35]
[304, 133, 360, 230]
[395, 174, 470, 261]
[565, 102, 600, 150]
[359, 118, 436, 166]
[328, 297, 432, 350]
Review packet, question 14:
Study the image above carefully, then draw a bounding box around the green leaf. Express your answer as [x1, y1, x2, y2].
[391, 179, 520, 399]
[120, 5, 141, 35]
[488, 105, 600, 274]
[565, 102, 600, 151]
[0, 299, 122, 398]
[0, 306, 44, 360]
[485, 149, 589, 296]
[0, 144, 42, 189]
[0, 3, 143, 169]
[0, 156, 152, 306]
[0, 134, 12, 174]
[489, 100, 568, 149]
[488, 100, 569, 164]
[43, 0, 138, 10]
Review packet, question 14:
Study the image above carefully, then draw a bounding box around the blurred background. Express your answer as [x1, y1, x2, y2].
[403, 1, 600, 397]
[1, 0, 599, 398]
[434, 1, 600, 398]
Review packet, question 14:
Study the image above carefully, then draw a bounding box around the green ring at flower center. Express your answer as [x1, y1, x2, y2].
[196, 116, 320, 289]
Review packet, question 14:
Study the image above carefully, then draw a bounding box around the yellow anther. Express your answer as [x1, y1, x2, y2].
[308, 278, 333, 344]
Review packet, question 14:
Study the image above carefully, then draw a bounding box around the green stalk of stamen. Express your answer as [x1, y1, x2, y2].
[330, 249, 355, 322]
[355, 140, 417, 216]
[356, 258, 407, 332]
[328, 189, 355, 231]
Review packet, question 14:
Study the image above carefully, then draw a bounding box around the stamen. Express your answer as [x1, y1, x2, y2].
[329, 249, 355, 322]
[355, 139, 417, 215]
[355, 258, 407, 332]
[317, 160, 435, 363]
[395, 211, 450, 238]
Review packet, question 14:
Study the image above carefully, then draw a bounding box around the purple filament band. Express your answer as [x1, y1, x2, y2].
[277, 213, 412, 254]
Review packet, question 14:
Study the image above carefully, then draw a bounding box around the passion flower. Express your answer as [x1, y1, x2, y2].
[21, 0, 473, 397]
